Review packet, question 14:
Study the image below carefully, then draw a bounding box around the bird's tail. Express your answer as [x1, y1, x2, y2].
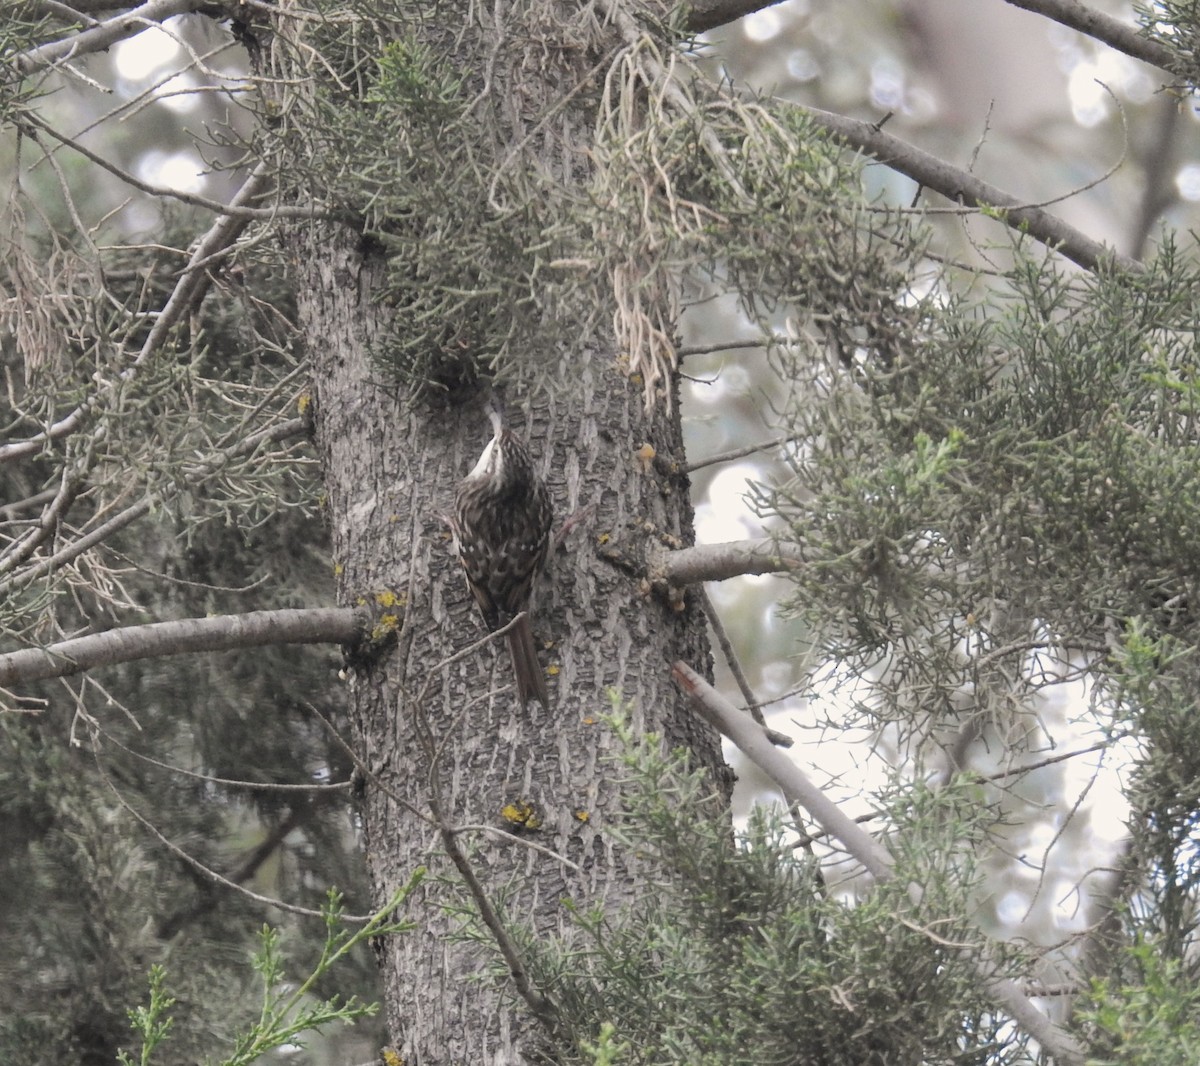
[506, 614, 550, 709]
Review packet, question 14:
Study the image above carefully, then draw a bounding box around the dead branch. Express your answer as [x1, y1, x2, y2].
[1001, 0, 1179, 73]
[12, 0, 208, 77]
[673, 659, 1088, 1066]
[796, 104, 1143, 275]
[658, 538, 802, 584]
[0, 607, 366, 687]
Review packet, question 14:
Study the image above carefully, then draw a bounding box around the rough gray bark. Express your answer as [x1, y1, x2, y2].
[292, 218, 729, 1060]
[267, 2, 735, 1055]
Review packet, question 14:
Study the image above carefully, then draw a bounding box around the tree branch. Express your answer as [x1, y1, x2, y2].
[683, 433, 797, 474]
[1001, 0, 1179, 73]
[155, 804, 311, 940]
[658, 538, 801, 584]
[0, 163, 274, 464]
[18, 112, 325, 221]
[14, 0, 114, 10]
[96, 751, 377, 922]
[1128, 94, 1182, 259]
[436, 816, 560, 1029]
[676, 0, 1179, 84]
[0, 607, 366, 687]
[626, 0, 1141, 276]
[11, 0, 208, 77]
[698, 585, 792, 746]
[0, 417, 309, 591]
[678, 1, 1178, 273]
[673, 660, 894, 878]
[681, 0, 789, 34]
[796, 105, 1143, 275]
[673, 660, 1089, 1066]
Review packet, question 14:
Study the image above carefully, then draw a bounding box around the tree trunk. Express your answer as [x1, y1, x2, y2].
[294, 223, 728, 1059]
[273, 4, 732, 1055]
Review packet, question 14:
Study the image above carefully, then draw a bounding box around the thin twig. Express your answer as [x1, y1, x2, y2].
[698, 586, 792, 747]
[683, 433, 797, 474]
[0, 164, 275, 464]
[449, 824, 584, 873]
[94, 748, 377, 922]
[99, 724, 353, 792]
[303, 699, 435, 828]
[434, 808, 560, 1028]
[18, 112, 325, 221]
[412, 612, 531, 712]
[987, 739, 1113, 782]
[679, 338, 781, 357]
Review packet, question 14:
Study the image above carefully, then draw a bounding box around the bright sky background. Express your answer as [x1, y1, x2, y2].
[115, 28, 209, 192]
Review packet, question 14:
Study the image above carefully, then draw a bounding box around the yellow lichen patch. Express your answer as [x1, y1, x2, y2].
[574, 809, 590, 823]
[297, 392, 312, 415]
[371, 614, 400, 640]
[375, 589, 405, 609]
[501, 800, 541, 831]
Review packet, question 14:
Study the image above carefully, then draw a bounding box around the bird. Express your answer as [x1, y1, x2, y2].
[453, 406, 553, 708]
